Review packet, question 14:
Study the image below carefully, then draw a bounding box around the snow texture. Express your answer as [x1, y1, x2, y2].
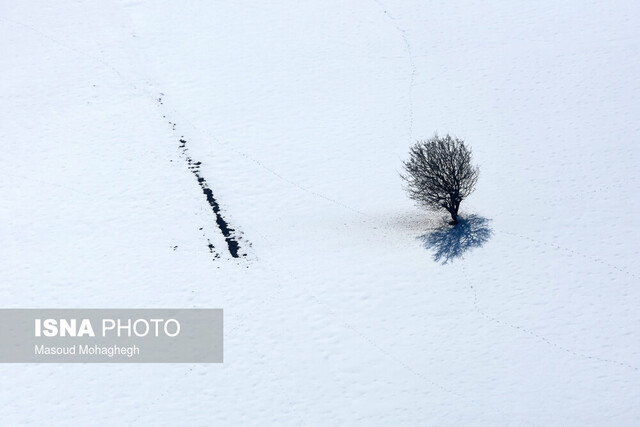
[1, 0, 639, 425]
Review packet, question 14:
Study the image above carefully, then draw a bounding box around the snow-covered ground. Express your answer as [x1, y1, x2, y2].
[1, 0, 639, 425]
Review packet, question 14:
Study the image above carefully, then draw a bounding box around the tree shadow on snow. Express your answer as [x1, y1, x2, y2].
[418, 214, 493, 264]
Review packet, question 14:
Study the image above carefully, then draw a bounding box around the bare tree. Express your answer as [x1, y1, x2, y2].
[401, 134, 479, 225]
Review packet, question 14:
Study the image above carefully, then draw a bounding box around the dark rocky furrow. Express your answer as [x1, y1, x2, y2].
[179, 137, 247, 259]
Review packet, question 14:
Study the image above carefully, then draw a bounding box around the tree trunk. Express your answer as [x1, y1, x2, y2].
[449, 209, 459, 225]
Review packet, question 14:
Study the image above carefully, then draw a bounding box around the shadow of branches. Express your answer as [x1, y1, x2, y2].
[418, 214, 493, 264]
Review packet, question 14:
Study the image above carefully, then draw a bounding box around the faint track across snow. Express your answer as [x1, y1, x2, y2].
[462, 260, 640, 373]
[371, 0, 416, 144]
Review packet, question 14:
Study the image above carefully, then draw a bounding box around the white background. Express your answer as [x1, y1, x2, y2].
[1, 1, 639, 424]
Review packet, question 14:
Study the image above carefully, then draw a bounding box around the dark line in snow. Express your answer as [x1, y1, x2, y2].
[179, 137, 246, 258]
